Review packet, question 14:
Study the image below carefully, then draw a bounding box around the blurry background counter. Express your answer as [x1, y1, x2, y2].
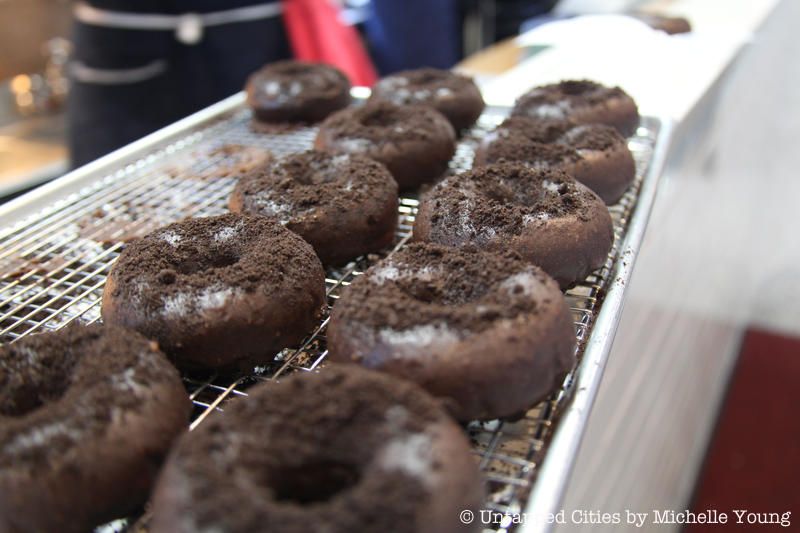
[457, 1, 796, 531]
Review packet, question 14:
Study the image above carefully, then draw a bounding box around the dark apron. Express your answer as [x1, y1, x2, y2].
[365, 0, 462, 75]
[67, 0, 290, 167]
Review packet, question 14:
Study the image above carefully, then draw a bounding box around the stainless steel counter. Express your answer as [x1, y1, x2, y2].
[553, 0, 799, 530]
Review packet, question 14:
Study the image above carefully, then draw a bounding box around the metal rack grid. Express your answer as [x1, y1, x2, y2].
[0, 95, 664, 533]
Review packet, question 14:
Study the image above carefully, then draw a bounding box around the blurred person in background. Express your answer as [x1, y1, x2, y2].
[68, 0, 290, 166]
[365, 0, 559, 73]
[67, 0, 558, 167]
[365, 0, 462, 74]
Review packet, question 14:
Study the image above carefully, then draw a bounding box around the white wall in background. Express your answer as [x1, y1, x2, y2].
[555, 0, 798, 530]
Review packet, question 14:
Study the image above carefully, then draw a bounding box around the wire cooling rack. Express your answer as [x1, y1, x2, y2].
[0, 93, 668, 533]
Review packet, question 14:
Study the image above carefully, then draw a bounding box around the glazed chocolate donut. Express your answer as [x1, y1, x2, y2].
[246, 60, 351, 123]
[101, 214, 326, 371]
[414, 162, 614, 289]
[229, 151, 399, 265]
[328, 243, 576, 421]
[0, 324, 190, 533]
[315, 101, 456, 190]
[369, 68, 485, 131]
[512, 80, 640, 137]
[150, 365, 484, 533]
[475, 116, 636, 204]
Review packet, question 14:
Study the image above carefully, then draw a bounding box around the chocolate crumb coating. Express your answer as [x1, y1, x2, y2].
[0, 324, 190, 533]
[414, 162, 614, 288]
[230, 151, 399, 265]
[512, 80, 640, 136]
[328, 243, 576, 420]
[101, 213, 326, 371]
[246, 60, 351, 123]
[369, 68, 485, 131]
[315, 101, 456, 189]
[150, 365, 484, 533]
[475, 116, 636, 204]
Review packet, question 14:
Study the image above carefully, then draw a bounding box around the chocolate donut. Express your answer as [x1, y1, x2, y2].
[474, 116, 636, 204]
[315, 101, 456, 190]
[0, 324, 190, 533]
[229, 151, 399, 265]
[150, 365, 484, 533]
[512, 80, 640, 137]
[101, 214, 326, 371]
[328, 243, 576, 421]
[246, 61, 351, 123]
[414, 162, 614, 289]
[369, 68, 485, 131]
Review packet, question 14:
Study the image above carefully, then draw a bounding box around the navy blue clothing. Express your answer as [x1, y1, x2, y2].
[68, 0, 557, 166]
[365, 0, 462, 74]
[68, 0, 289, 166]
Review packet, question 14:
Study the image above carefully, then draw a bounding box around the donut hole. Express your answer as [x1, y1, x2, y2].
[474, 179, 512, 203]
[270, 62, 315, 78]
[403, 282, 443, 304]
[297, 163, 339, 185]
[157, 269, 177, 285]
[0, 369, 72, 417]
[1, 387, 66, 417]
[174, 250, 240, 275]
[559, 80, 598, 96]
[268, 460, 361, 504]
[400, 278, 490, 306]
[560, 125, 620, 152]
[410, 70, 448, 85]
[477, 175, 541, 206]
[360, 107, 402, 128]
[501, 117, 569, 143]
[278, 153, 342, 185]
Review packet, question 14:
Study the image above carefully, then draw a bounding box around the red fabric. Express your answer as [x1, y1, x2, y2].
[687, 328, 800, 532]
[282, 0, 377, 87]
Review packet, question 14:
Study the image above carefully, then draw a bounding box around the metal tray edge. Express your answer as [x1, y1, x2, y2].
[0, 92, 246, 228]
[0, 88, 380, 228]
[519, 118, 674, 533]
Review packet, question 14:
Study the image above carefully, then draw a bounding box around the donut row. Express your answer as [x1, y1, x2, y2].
[247, 61, 639, 201]
[0, 325, 482, 533]
[235, 63, 637, 278]
[1, 62, 642, 532]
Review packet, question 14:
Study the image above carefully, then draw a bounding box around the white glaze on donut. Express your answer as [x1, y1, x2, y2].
[261, 79, 303, 104]
[2, 343, 168, 460]
[336, 138, 371, 152]
[3, 422, 82, 457]
[161, 285, 241, 320]
[377, 76, 457, 102]
[213, 221, 244, 243]
[369, 263, 440, 285]
[370, 265, 400, 284]
[378, 324, 461, 353]
[532, 102, 571, 119]
[161, 231, 182, 247]
[378, 432, 436, 487]
[251, 197, 295, 225]
[500, 270, 548, 297]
